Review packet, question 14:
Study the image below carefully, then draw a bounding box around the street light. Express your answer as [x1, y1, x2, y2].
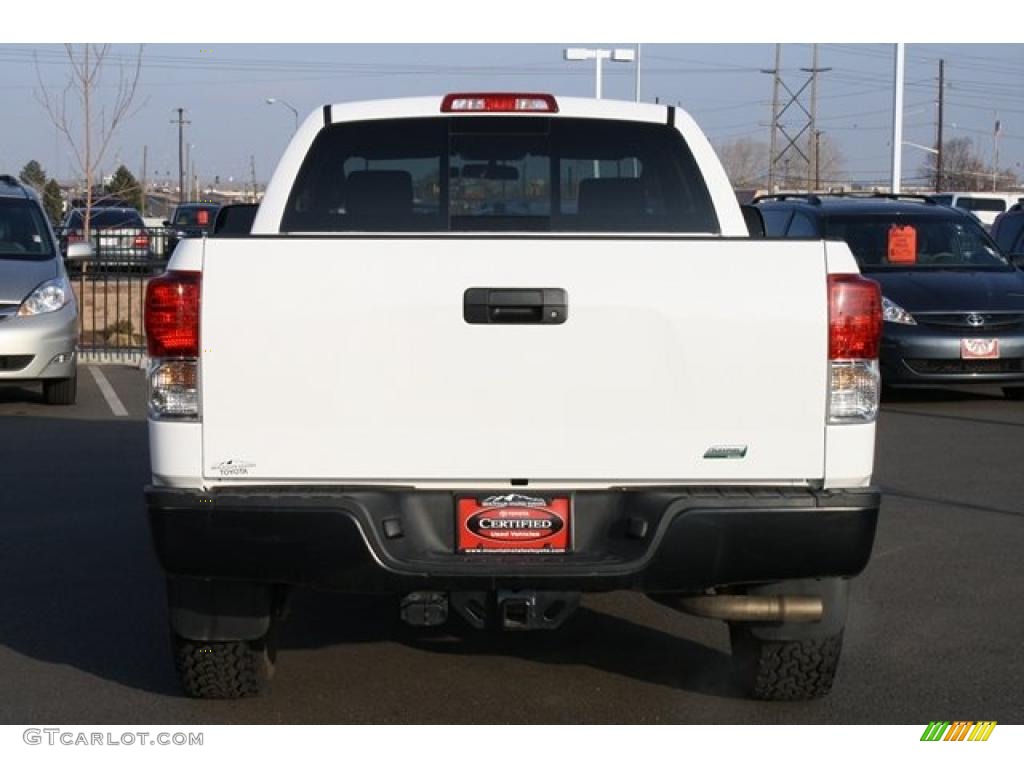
[266, 97, 299, 132]
[564, 47, 636, 100]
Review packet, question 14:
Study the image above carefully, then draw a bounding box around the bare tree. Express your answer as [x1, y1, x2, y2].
[34, 44, 144, 237]
[920, 137, 1019, 191]
[716, 138, 769, 189]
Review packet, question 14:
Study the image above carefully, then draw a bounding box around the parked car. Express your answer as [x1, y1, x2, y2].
[146, 93, 883, 701]
[991, 203, 1024, 267]
[0, 175, 78, 404]
[164, 202, 221, 256]
[59, 206, 152, 266]
[930, 192, 1023, 230]
[211, 203, 258, 236]
[756, 193, 1024, 399]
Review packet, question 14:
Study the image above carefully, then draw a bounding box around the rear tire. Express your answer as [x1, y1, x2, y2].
[726, 577, 848, 701]
[173, 633, 276, 699]
[1003, 387, 1024, 401]
[729, 625, 844, 701]
[42, 372, 77, 405]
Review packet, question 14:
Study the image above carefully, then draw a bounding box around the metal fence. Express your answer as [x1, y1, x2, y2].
[59, 227, 173, 360]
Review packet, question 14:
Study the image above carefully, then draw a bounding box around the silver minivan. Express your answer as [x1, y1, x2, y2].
[0, 175, 78, 404]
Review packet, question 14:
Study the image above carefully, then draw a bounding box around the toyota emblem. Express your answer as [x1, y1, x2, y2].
[966, 313, 986, 328]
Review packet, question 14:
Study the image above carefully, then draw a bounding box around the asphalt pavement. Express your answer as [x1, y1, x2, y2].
[0, 367, 1021, 724]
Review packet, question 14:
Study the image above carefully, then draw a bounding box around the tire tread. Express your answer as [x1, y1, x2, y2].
[731, 627, 843, 701]
[173, 637, 273, 699]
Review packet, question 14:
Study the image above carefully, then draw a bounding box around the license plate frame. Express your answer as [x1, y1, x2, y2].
[960, 338, 1000, 360]
[456, 493, 572, 554]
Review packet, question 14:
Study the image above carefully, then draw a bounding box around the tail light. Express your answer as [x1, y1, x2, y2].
[441, 93, 558, 113]
[828, 274, 882, 424]
[68, 232, 83, 243]
[145, 271, 201, 420]
[134, 233, 150, 248]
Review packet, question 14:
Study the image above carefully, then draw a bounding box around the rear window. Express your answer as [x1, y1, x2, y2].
[67, 209, 144, 229]
[173, 205, 219, 228]
[282, 117, 719, 233]
[955, 197, 1006, 213]
[823, 213, 1009, 270]
[0, 199, 54, 260]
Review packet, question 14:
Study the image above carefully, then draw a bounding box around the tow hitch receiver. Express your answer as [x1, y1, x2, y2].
[443, 590, 580, 631]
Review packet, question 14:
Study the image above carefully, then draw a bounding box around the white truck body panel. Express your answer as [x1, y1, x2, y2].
[198, 237, 830, 484]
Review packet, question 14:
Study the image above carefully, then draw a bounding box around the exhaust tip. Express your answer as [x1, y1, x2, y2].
[672, 594, 824, 623]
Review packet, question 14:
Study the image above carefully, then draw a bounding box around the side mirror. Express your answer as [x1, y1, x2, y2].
[741, 205, 766, 238]
[162, 220, 171, 227]
[66, 242, 94, 262]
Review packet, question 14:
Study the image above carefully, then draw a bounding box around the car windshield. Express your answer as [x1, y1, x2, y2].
[0, 198, 54, 261]
[68, 209, 143, 228]
[282, 116, 720, 233]
[173, 206, 218, 228]
[823, 213, 1010, 270]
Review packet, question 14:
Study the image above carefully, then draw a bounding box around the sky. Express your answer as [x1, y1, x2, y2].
[2, 37, 1021, 190]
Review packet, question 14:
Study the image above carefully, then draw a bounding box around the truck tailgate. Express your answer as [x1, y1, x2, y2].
[200, 237, 828, 483]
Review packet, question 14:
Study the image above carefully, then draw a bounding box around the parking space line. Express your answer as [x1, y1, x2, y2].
[88, 366, 129, 417]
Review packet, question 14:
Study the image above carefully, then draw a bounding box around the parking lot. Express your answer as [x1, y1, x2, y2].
[0, 366, 1021, 724]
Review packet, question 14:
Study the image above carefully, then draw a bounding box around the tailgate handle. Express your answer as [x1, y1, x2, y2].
[463, 288, 567, 325]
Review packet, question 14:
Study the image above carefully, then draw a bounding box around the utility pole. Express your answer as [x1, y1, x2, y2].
[141, 144, 148, 215]
[763, 45, 829, 193]
[993, 114, 1001, 191]
[815, 130, 822, 190]
[250, 155, 258, 202]
[801, 45, 829, 193]
[890, 43, 905, 194]
[765, 44, 781, 191]
[935, 60, 944, 193]
[171, 108, 190, 204]
[807, 44, 819, 191]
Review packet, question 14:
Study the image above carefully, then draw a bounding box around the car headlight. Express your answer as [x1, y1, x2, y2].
[18, 276, 73, 317]
[881, 296, 916, 325]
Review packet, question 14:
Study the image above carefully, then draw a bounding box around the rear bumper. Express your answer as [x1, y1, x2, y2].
[146, 485, 880, 593]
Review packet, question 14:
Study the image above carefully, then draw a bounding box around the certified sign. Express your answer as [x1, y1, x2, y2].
[457, 494, 571, 553]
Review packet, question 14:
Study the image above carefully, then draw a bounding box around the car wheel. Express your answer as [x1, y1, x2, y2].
[727, 578, 848, 701]
[173, 632, 276, 699]
[42, 373, 77, 405]
[1003, 387, 1024, 401]
[729, 625, 844, 701]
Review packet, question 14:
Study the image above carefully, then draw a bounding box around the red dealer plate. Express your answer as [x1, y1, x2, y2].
[457, 494, 571, 553]
[961, 339, 1000, 359]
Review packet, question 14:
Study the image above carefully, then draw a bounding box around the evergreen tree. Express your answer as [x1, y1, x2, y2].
[19, 160, 47, 192]
[105, 164, 143, 210]
[43, 179, 64, 225]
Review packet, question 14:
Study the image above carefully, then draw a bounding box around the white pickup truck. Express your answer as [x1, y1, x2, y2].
[144, 93, 882, 702]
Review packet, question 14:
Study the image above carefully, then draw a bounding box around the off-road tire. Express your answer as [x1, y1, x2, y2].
[729, 624, 843, 701]
[173, 636, 275, 699]
[42, 373, 77, 405]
